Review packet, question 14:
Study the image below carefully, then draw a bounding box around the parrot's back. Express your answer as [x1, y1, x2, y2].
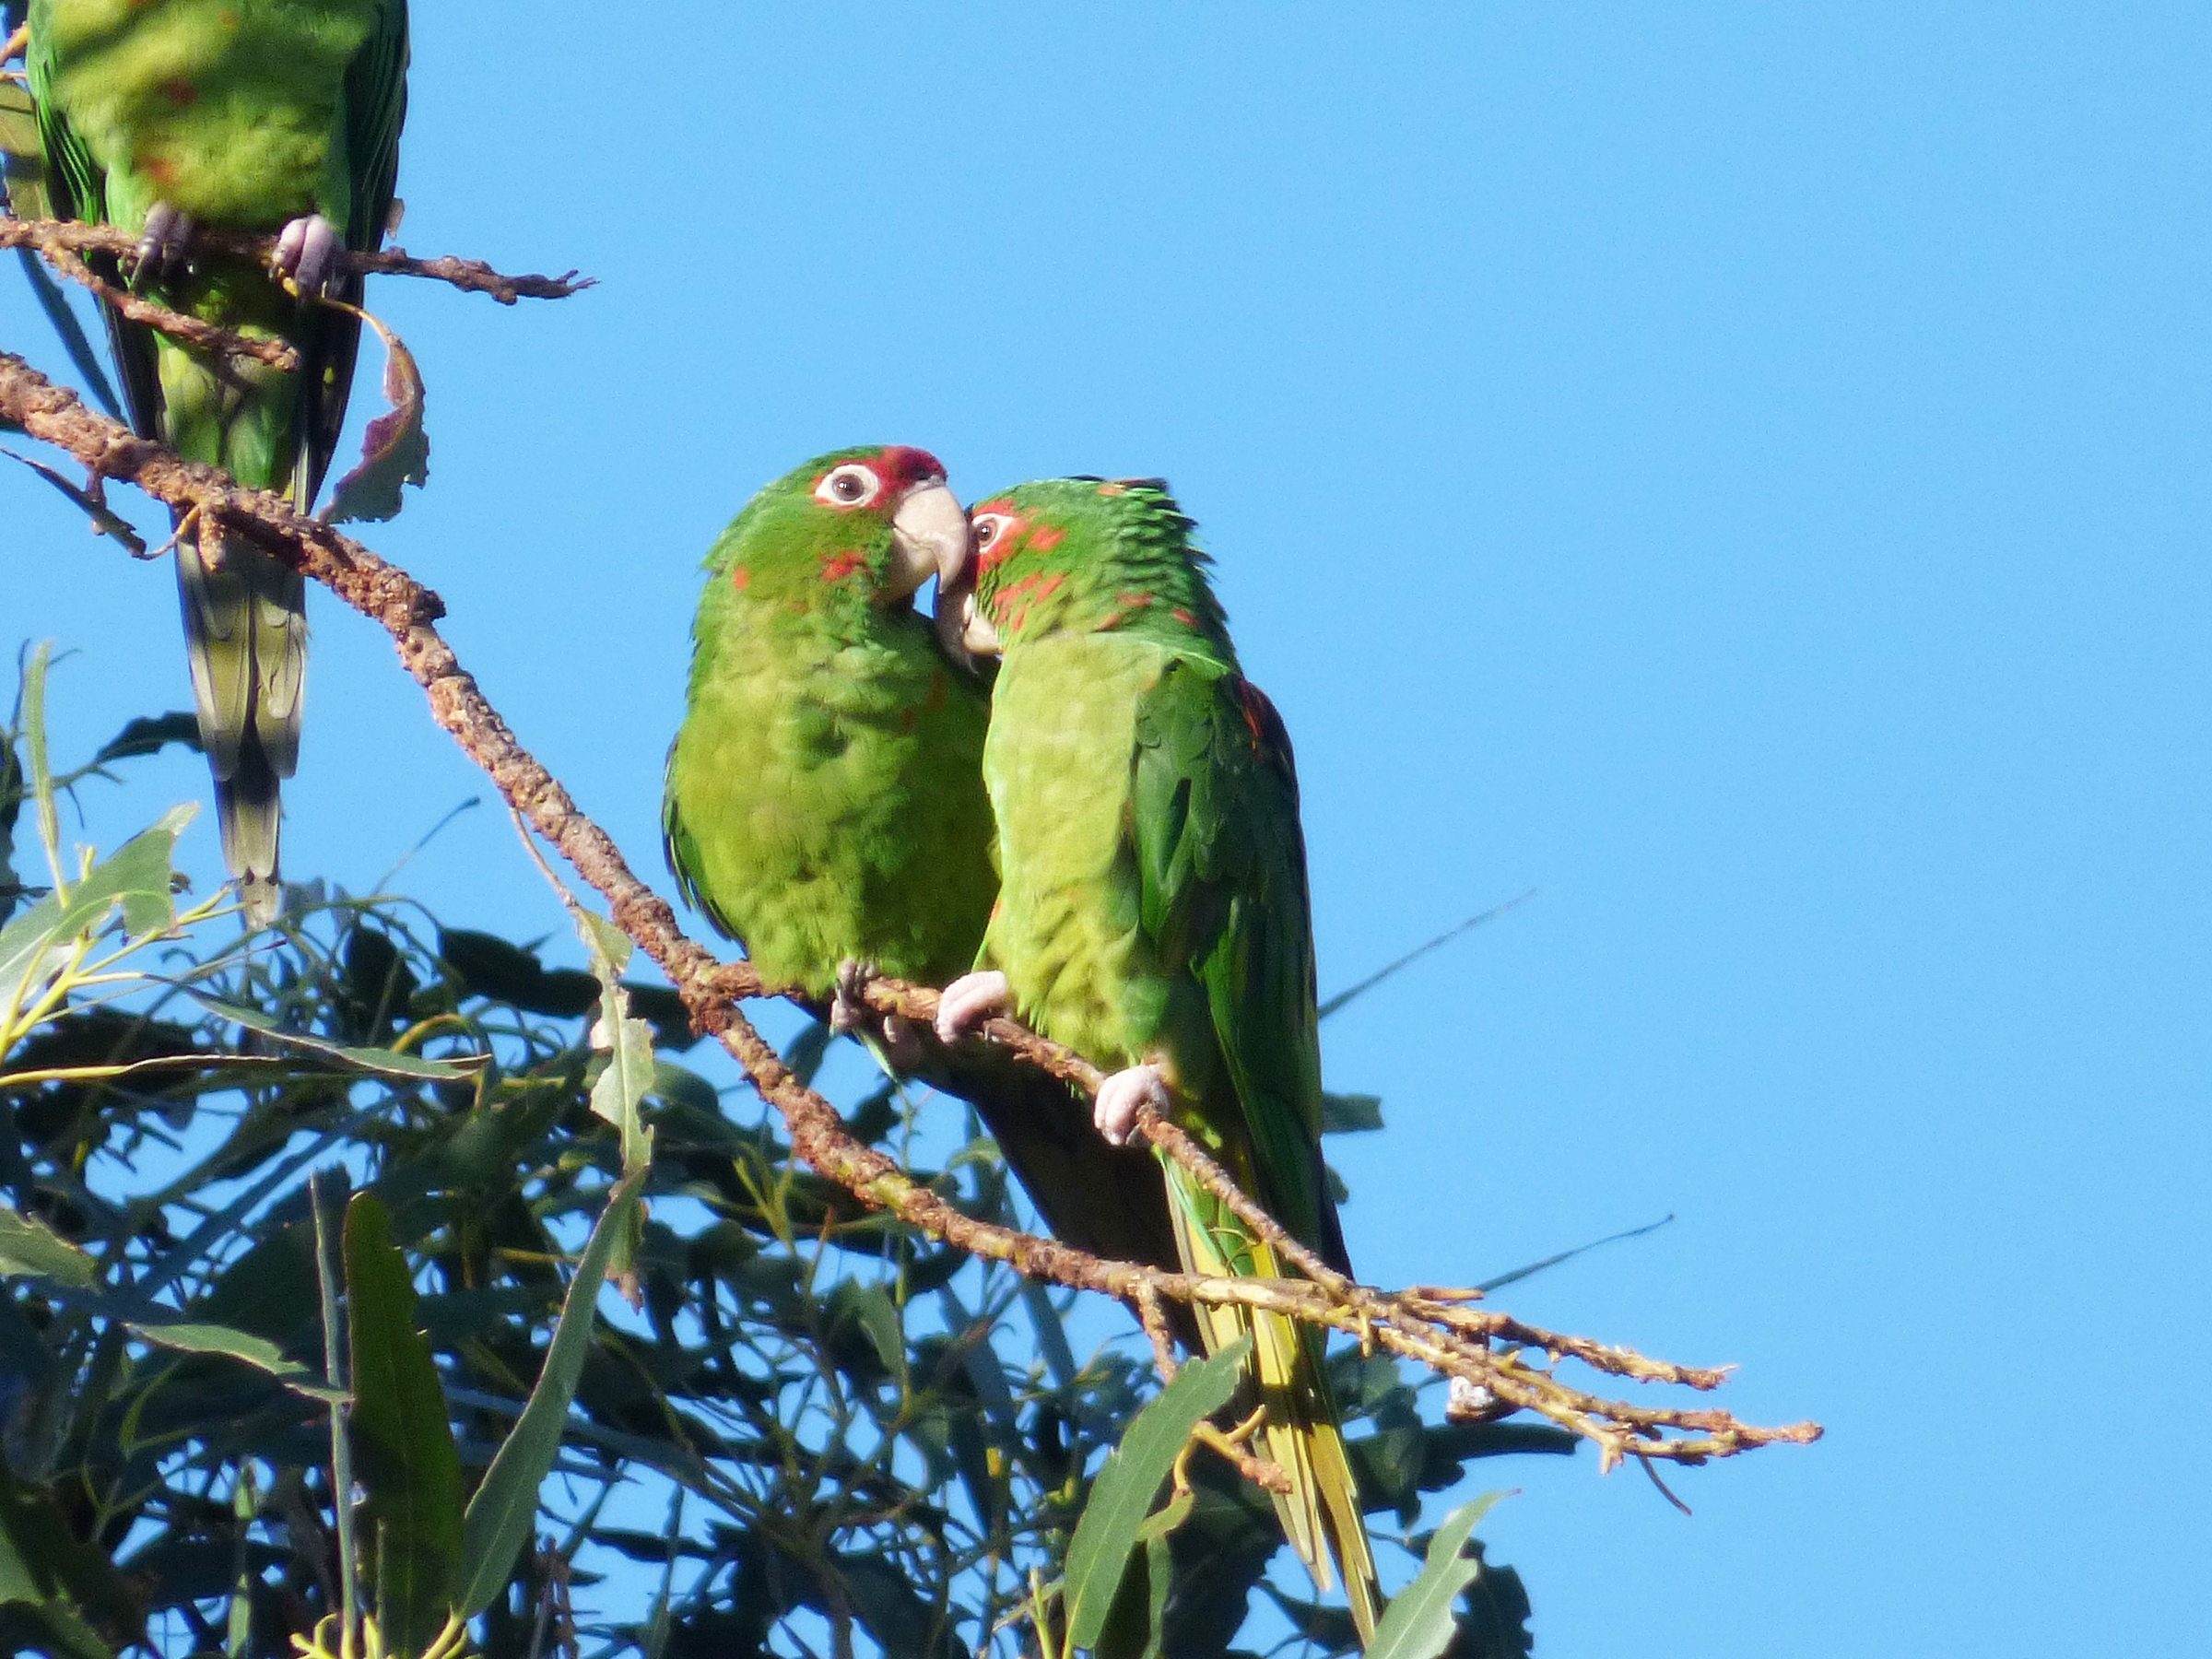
[29, 0, 408, 921]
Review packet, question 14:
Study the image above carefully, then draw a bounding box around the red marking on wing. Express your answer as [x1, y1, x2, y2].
[1097, 481, 1126, 496]
[160, 78, 198, 107]
[1238, 680, 1267, 748]
[730, 564, 751, 590]
[1171, 607, 1197, 628]
[819, 549, 868, 582]
[925, 673, 948, 712]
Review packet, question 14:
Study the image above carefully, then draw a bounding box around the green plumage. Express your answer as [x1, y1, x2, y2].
[665, 450, 1187, 1277]
[28, 0, 409, 921]
[665, 447, 996, 995]
[965, 477, 1382, 1640]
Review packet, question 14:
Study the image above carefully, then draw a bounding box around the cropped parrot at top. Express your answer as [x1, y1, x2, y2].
[662, 447, 1185, 1279]
[28, 0, 411, 923]
[935, 477, 1383, 1641]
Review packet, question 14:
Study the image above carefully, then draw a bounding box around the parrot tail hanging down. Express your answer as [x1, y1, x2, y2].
[662, 447, 1188, 1287]
[28, 0, 410, 923]
[935, 476, 1383, 1641]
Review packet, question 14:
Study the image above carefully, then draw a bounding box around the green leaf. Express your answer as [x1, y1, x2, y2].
[1366, 1492, 1510, 1659]
[0, 447, 147, 555]
[455, 1168, 646, 1621]
[323, 312, 429, 524]
[0, 1205, 96, 1288]
[0, 804, 193, 1015]
[1319, 1091, 1384, 1135]
[0, 1463, 132, 1653]
[195, 997, 483, 1083]
[118, 1314, 345, 1402]
[89, 712, 202, 767]
[345, 1194, 463, 1655]
[1064, 1335, 1249, 1650]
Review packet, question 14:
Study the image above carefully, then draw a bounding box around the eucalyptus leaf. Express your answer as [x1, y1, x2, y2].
[1065, 1335, 1250, 1650]
[345, 1194, 463, 1654]
[0, 1205, 96, 1288]
[455, 1169, 646, 1620]
[1366, 1492, 1509, 1659]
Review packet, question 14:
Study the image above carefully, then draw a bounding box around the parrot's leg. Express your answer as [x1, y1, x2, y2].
[135, 203, 197, 283]
[934, 971, 1009, 1042]
[832, 959, 923, 1070]
[272, 214, 344, 298]
[1093, 1064, 1169, 1147]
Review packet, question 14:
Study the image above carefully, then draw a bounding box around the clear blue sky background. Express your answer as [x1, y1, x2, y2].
[6, 3, 2209, 1653]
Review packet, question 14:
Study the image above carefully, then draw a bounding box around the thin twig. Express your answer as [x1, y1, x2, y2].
[0, 349, 1823, 1471]
[0, 218, 594, 304]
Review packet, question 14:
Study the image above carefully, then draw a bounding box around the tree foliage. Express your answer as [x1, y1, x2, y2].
[0, 668, 1570, 1657]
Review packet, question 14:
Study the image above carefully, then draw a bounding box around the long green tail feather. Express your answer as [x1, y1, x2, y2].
[1166, 1159, 1384, 1646]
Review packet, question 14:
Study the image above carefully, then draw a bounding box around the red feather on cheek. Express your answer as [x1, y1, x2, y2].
[819, 549, 869, 582]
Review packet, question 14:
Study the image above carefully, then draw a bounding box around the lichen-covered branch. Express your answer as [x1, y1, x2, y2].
[0, 346, 1822, 1472]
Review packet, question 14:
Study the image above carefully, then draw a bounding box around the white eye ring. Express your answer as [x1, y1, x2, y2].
[815, 463, 884, 509]
[971, 512, 1015, 550]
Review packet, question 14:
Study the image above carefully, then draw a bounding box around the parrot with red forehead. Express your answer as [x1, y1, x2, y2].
[28, 0, 411, 923]
[935, 477, 1383, 1640]
[663, 447, 1184, 1277]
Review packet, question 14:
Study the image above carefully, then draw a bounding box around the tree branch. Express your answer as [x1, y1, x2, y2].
[0, 347, 1822, 1472]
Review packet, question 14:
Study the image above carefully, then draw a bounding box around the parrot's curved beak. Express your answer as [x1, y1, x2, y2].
[887, 479, 970, 605]
[957, 590, 1003, 657]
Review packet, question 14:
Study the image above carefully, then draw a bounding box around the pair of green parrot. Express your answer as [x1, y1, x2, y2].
[18, 0, 1382, 1630]
[664, 451, 1386, 1639]
[23, 0, 411, 923]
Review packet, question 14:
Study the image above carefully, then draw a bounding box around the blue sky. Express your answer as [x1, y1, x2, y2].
[6, 3, 2209, 1653]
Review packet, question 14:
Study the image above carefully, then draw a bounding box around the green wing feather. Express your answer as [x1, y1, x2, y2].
[1125, 652, 1382, 1640]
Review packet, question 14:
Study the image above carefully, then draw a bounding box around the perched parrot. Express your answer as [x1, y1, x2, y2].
[935, 477, 1383, 1639]
[662, 447, 1185, 1277]
[28, 0, 410, 923]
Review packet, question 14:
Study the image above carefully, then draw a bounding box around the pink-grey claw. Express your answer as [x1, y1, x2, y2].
[880, 1014, 924, 1072]
[935, 971, 1009, 1044]
[273, 213, 343, 297]
[135, 203, 195, 280]
[831, 959, 873, 1036]
[1094, 1064, 1169, 1147]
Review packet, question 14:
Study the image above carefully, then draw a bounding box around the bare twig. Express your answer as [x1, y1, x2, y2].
[0, 218, 594, 304]
[0, 348, 1822, 1471]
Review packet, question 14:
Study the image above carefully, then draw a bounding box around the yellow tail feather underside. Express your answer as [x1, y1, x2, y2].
[1166, 1161, 1383, 1646]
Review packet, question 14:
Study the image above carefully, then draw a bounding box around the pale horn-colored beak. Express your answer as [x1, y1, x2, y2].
[889, 479, 983, 669]
[887, 478, 970, 602]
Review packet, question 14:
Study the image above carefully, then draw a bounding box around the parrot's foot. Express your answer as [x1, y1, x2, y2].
[831, 960, 924, 1068]
[1094, 1064, 1170, 1148]
[934, 971, 1009, 1043]
[135, 203, 197, 283]
[880, 1014, 924, 1072]
[273, 213, 345, 298]
[830, 959, 877, 1037]
[1445, 1372, 1513, 1424]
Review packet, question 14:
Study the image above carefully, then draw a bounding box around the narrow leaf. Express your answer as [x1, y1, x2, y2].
[455, 1169, 646, 1620]
[0, 447, 147, 553]
[0, 1205, 96, 1288]
[118, 1314, 344, 1401]
[1366, 1492, 1510, 1659]
[91, 712, 201, 766]
[1320, 1091, 1385, 1135]
[345, 1194, 463, 1653]
[194, 997, 483, 1083]
[1065, 1335, 1250, 1649]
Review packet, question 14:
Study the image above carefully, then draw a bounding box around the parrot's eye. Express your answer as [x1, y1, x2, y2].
[971, 512, 1014, 550]
[816, 464, 884, 509]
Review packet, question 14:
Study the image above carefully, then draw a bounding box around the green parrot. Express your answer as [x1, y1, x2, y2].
[935, 477, 1383, 1640]
[28, 0, 410, 923]
[662, 447, 1186, 1278]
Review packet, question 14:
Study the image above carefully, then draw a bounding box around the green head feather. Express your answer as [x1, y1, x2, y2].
[964, 477, 1236, 660]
